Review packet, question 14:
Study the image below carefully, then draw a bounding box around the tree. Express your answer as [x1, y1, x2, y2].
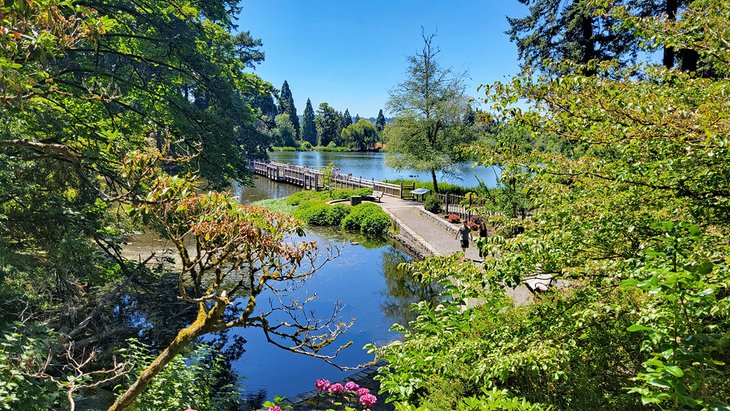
[108, 150, 350, 410]
[278, 80, 300, 138]
[385, 32, 472, 193]
[342, 109, 353, 128]
[374, 2, 730, 409]
[272, 114, 298, 147]
[0, 0, 345, 409]
[315, 102, 342, 146]
[354, 114, 362, 123]
[375, 109, 386, 131]
[301, 98, 318, 146]
[341, 119, 379, 151]
[507, 0, 641, 74]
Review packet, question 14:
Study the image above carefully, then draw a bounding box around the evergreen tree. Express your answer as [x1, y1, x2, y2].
[354, 114, 362, 123]
[507, 0, 639, 74]
[301, 98, 317, 146]
[342, 109, 353, 128]
[278, 80, 300, 137]
[375, 109, 386, 131]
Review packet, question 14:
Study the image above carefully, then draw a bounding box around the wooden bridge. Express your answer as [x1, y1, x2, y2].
[250, 160, 415, 199]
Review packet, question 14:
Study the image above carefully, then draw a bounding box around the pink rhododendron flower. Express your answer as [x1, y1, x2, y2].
[357, 387, 370, 396]
[328, 382, 345, 393]
[267, 407, 281, 411]
[344, 381, 360, 391]
[360, 393, 377, 406]
[315, 378, 331, 391]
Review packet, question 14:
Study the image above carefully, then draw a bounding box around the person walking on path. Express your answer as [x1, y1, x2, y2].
[478, 220, 488, 258]
[456, 220, 470, 255]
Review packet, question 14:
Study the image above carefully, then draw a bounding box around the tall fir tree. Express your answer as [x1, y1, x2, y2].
[375, 109, 386, 131]
[278, 80, 300, 137]
[354, 114, 361, 123]
[342, 109, 353, 128]
[301, 98, 317, 146]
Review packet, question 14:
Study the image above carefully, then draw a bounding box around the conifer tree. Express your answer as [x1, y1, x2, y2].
[342, 109, 353, 128]
[375, 109, 386, 131]
[301, 98, 317, 146]
[278, 80, 300, 137]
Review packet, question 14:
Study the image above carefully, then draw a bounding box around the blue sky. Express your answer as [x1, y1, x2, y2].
[235, 1, 528, 118]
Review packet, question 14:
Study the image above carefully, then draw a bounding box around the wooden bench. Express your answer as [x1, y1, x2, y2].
[371, 190, 384, 202]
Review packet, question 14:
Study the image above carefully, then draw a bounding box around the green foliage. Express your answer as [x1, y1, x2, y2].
[119, 340, 240, 411]
[506, 0, 640, 74]
[386, 179, 475, 196]
[316, 102, 343, 146]
[385, 32, 474, 193]
[341, 119, 379, 151]
[302, 98, 318, 146]
[278, 81, 300, 138]
[420, 2, 730, 409]
[0, 325, 62, 410]
[273, 114, 298, 147]
[288, 188, 383, 230]
[251, 198, 296, 215]
[623, 222, 730, 409]
[423, 195, 443, 214]
[293, 201, 337, 226]
[370, 257, 646, 410]
[341, 203, 391, 236]
[393, 388, 548, 410]
[342, 109, 353, 128]
[376, 109, 387, 132]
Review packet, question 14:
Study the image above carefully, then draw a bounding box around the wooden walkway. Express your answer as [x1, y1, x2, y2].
[250, 160, 414, 199]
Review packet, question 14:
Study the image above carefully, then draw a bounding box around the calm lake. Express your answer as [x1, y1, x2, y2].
[269, 151, 499, 189]
[231, 175, 437, 403]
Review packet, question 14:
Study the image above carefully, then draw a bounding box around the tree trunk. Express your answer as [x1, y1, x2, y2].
[663, 0, 678, 68]
[108, 304, 210, 411]
[430, 169, 439, 194]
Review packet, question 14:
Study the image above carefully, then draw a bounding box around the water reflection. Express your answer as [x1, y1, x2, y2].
[228, 227, 416, 400]
[380, 248, 440, 325]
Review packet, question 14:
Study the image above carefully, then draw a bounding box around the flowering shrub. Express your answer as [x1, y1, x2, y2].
[311, 378, 378, 410]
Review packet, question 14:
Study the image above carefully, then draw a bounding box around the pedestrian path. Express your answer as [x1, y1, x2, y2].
[374, 196, 534, 305]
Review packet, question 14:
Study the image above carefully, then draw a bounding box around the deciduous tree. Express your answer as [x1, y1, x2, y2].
[385, 32, 472, 193]
[316, 102, 342, 147]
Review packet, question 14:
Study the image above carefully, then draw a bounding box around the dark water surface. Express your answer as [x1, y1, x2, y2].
[269, 151, 499, 188]
[231, 176, 436, 402]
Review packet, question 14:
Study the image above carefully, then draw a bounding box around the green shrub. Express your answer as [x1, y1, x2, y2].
[341, 203, 390, 235]
[424, 194, 443, 214]
[330, 188, 371, 200]
[361, 212, 391, 235]
[293, 201, 331, 225]
[327, 204, 351, 225]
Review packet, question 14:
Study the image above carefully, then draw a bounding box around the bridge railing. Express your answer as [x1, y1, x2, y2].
[250, 160, 413, 199]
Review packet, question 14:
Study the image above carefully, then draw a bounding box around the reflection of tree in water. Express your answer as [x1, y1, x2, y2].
[380, 248, 440, 325]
